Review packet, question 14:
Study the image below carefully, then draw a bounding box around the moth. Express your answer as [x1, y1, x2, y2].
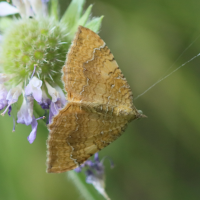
[47, 26, 144, 173]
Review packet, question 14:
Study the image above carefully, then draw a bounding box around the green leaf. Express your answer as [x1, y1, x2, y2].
[50, 0, 60, 21]
[78, 4, 93, 26]
[85, 16, 104, 33]
[61, 0, 85, 30]
[68, 4, 93, 40]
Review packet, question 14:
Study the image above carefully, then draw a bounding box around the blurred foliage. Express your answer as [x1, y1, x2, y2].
[1, 0, 200, 199]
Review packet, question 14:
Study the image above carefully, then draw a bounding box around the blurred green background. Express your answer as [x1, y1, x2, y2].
[1, 0, 200, 199]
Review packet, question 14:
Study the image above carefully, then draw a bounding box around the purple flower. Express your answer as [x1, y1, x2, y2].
[1, 84, 22, 116]
[8, 106, 12, 116]
[45, 81, 59, 102]
[22, 0, 49, 17]
[45, 82, 67, 123]
[11, 0, 48, 18]
[75, 153, 113, 200]
[39, 90, 51, 109]
[17, 96, 40, 143]
[86, 170, 110, 200]
[17, 97, 33, 125]
[55, 86, 67, 106]
[0, 2, 19, 17]
[25, 76, 42, 103]
[49, 100, 62, 123]
[0, 84, 8, 110]
[27, 116, 38, 144]
[75, 153, 105, 174]
[6, 84, 23, 105]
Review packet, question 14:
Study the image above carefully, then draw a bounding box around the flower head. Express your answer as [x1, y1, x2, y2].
[75, 153, 114, 200]
[0, 0, 103, 143]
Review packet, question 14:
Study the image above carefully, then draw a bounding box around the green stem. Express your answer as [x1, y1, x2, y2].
[67, 171, 105, 200]
[68, 171, 94, 200]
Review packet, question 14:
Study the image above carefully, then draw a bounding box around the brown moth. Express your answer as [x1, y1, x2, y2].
[47, 26, 144, 173]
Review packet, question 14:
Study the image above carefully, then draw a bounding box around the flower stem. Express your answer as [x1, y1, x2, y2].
[68, 171, 104, 200]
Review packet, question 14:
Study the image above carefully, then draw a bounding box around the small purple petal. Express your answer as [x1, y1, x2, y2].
[55, 86, 67, 106]
[45, 81, 59, 103]
[0, 84, 8, 110]
[8, 106, 12, 116]
[48, 83, 68, 123]
[39, 89, 51, 109]
[49, 100, 62, 124]
[51, 101, 62, 115]
[17, 97, 33, 125]
[25, 76, 42, 103]
[84, 160, 95, 168]
[74, 167, 82, 173]
[81, 153, 104, 174]
[32, 77, 42, 87]
[40, 98, 51, 109]
[0, 2, 19, 16]
[86, 174, 96, 185]
[26, 95, 34, 117]
[23, 0, 34, 17]
[94, 153, 100, 162]
[0, 99, 8, 110]
[29, 0, 48, 17]
[6, 85, 22, 105]
[85, 175, 93, 184]
[27, 116, 38, 144]
[48, 107, 54, 124]
[16, 96, 38, 143]
[32, 88, 42, 102]
[85, 169, 94, 178]
[12, 0, 26, 18]
[24, 83, 32, 95]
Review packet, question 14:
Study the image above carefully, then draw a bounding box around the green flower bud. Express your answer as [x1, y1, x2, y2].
[1, 18, 68, 86]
